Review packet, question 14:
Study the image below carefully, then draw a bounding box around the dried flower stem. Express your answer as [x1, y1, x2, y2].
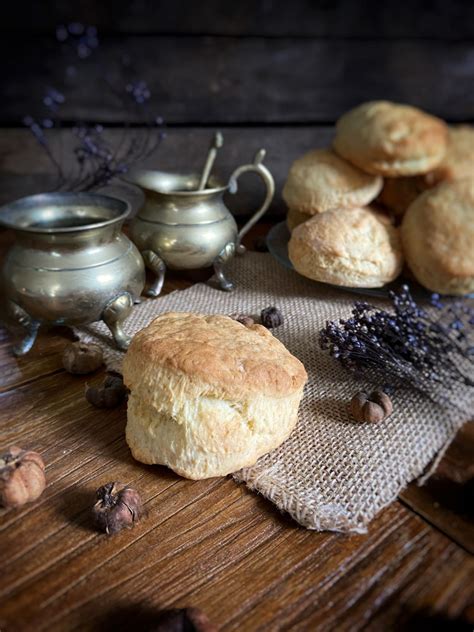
[319, 286, 474, 413]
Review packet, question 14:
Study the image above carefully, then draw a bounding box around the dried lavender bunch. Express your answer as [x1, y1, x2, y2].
[23, 23, 164, 191]
[319, 286, 474, 411]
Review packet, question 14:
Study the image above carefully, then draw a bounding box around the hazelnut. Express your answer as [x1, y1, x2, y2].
[92, 481, 144, 535]
[0, 446, 46, 508]
[350, 390, 393, 423]
[85, 374, 127, 408]
[62, 342, 103, 374]
[229, 313, 255, 327]
[153, 607, 217, 632]
[260, 306, 284, 329]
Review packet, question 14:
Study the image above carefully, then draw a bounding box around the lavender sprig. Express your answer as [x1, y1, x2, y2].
[319, 286, 474, 412]
[23, 24, 164, 192]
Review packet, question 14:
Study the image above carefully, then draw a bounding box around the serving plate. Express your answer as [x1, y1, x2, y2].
[265, 221, 474, 300]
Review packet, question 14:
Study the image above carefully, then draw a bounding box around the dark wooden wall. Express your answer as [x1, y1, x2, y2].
[1, 0, 473, 211]
[2, 0, 474, 125]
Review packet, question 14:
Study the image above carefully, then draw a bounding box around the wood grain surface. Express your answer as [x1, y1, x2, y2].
[0, 225, 473, 630]
[2, 35, 474, 125]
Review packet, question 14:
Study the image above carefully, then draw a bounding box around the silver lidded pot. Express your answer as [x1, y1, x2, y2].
[0, 192, 145, 355]
[124, 147, 275, 296]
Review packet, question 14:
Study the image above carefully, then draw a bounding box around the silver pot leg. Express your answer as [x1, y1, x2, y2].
[213, 242, 235, 291]
[142, 250, 166, 298]
[6, 301, 41, 357]
[102, 292, 133, 351]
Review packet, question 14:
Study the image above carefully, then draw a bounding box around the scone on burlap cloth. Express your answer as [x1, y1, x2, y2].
[76, 253, 472, 533]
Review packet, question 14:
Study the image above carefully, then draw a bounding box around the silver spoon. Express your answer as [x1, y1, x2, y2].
[197, 132, 223, 191]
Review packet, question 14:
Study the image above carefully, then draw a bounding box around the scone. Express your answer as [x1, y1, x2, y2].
[430, 125, 474, 182]
[379, 126, 474, 215]
[287, 207, 312, 231]
[282, 148, 382, 214]
[378, 176, 430, 217]
[122, 313, 307, 479]
[333, 101, 448, 176]
[288, 207, 403, 287]
[401, 179, 474, 295]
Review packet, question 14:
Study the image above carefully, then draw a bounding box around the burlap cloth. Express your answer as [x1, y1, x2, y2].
[76, 253, 470, 533]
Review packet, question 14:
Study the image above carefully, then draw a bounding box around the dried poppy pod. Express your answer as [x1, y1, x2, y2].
[0, 446, 46, 508]
[85, 375, 128, 408]
[92, 481, 144, 535]
[229, 313, 255, 327]
[260, 306, 284, 329]
[62, 341, 103, 374]
[350, 390, 393, 423]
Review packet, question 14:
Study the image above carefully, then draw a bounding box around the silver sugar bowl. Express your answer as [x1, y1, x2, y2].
[0, 192, 145, 355]
[124, 148, 274, 296]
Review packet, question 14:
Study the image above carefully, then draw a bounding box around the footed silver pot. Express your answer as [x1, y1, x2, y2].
[124, 149, 274, 296]
[0, 192, 145, 356]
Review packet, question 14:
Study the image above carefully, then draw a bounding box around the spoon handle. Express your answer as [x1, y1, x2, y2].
[198, 132, 223, 190]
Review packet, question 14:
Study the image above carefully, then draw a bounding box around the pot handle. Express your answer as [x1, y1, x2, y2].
[228, 149, 275, 246]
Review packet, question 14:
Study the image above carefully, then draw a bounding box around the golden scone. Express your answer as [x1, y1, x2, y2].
[122, 313, 307, 479]
[378, 176, 430, 217]
[333, 101, 448, 176]
[287, 207, 312, 231]
[288, 207, 403, 287]
[379, 126, 474, 215]
[282, 148, 382, 214]
[401, 179, 474, 295]
[287, 204, 393, 232]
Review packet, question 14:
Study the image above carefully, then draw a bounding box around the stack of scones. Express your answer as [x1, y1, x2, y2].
[285, 101, 474, 295]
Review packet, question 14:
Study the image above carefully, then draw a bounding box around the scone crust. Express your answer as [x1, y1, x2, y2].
[379, 126, 474, 215]
[282, 148, 382, 214]
[288, 207, 403, 287]
[379, 176, 430, 216]
[333, 101, 448, 176]
[122, 313, 308, 479]
[401, 179, 474, 295]
[431, 125, 474, 182]
[123, 313, 307, 400]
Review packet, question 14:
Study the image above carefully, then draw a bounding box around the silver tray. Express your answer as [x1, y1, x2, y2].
[266, 221, 474, 299]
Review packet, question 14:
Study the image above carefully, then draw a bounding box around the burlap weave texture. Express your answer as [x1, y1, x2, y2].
[77, 253, 469, 533]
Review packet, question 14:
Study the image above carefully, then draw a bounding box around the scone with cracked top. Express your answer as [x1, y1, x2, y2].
[333, 101, 448, 176]
[379, 125, 474, 216]
[288, 207, 403, 287]
[122, 313, 307, 479]
[401, 179, 474, 295]
[283, 148, 382, 215]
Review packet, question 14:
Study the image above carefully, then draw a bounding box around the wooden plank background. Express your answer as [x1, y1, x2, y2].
[3, 0, 474, 37]
[1, 1, 474, 126]
[3, 37, 474, 124]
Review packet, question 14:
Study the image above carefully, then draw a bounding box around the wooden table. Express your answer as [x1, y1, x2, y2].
[0, 220, 473, 631]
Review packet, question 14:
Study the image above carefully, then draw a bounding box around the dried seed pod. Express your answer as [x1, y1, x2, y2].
[260, 306, 284, 329]
[85, 374, 127, 408]
[229, 313, 255, 327]
[92, 482, 143, 535]
[0, 446, 46, 508]
[62, 342, 103, 374]
[104, 375, 125, 390]
[153, 607, 217, 632]
[350, 390, 393, 423]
